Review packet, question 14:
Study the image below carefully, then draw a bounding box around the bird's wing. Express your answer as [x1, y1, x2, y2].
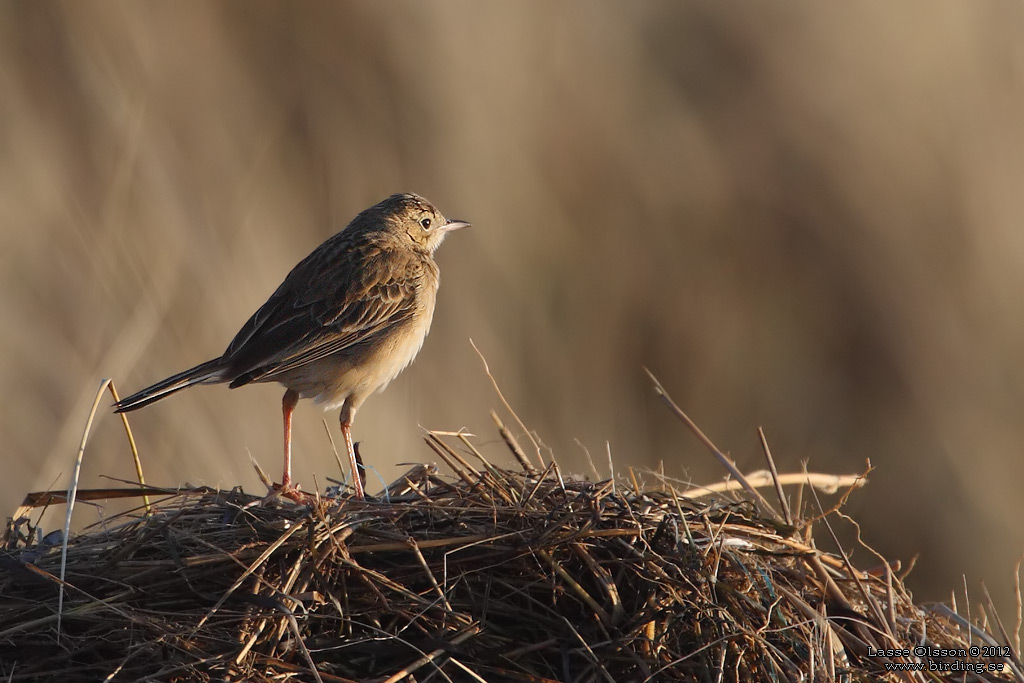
[223, 234, 425, 386]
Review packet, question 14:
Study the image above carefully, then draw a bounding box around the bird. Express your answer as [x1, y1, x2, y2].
[114, 193, 470, 500]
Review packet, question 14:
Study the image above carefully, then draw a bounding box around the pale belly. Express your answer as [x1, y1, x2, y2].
[270, 308, 434, 412]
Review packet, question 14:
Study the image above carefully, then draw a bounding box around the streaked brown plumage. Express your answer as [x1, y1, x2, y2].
[115, 193, 469, 499]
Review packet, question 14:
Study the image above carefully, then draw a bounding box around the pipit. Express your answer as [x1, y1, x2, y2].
[115, 193, 469, 499]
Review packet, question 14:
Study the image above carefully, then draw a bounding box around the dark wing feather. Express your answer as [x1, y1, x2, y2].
[222, 231, 425, 387]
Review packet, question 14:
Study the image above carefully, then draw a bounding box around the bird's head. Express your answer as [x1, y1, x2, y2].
[372, 193, 470, 253]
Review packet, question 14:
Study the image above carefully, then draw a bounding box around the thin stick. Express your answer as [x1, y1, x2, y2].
[981, 581, 1022, 677]
[193, 520, 307, 631]
[758, 427, 791, 526]
[606, 441, 616, 494]
[471, 339, 540, 469]
[653, 470, 864, 499]
[322, 419, 347, 480]
[59, 378, 113, 641]
[492, 411, 535, 473]
[108, 380, 151, 514]
[807, 479, 893, 645]
[283, 608, 325, 683]
[644, 368, 779, 520]
[379, 625, 480, 683]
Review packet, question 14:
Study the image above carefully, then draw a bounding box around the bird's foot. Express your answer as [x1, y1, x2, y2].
[264, 481, 314, 504]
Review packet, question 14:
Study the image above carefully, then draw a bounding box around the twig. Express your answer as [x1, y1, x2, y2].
[108, 380, 151, 514]
[644, 368, 779, 521]
[757, 428, 791, 526]
[471, 339, 540, 469]
[59, 378, 114, 641]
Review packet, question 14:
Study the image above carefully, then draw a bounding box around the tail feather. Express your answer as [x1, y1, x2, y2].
[114, 359, 226, 413]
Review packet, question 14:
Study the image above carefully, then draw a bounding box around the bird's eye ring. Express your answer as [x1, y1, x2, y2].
[420, 218, 432, 230]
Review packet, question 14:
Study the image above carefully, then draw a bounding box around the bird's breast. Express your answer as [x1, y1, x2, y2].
[281, 285, 438, 410]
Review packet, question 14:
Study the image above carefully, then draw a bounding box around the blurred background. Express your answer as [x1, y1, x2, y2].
[3, 1, 1024, 616]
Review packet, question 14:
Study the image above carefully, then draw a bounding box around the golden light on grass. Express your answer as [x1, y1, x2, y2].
[1, 374, 1018, 681]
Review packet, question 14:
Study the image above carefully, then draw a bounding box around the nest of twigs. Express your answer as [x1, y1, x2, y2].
[2, 392, 1022, 682]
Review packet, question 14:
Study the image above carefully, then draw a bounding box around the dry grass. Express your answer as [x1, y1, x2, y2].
[3, 391, 1021, 682]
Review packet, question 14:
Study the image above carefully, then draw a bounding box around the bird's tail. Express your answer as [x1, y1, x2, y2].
[114, 359, 226, 413]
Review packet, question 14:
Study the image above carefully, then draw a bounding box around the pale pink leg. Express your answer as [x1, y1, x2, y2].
[341, 419, 364, 499]
[281, 389, 299, 488]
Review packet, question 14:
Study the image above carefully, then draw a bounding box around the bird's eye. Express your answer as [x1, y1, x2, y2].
[420, 217, 432, 230]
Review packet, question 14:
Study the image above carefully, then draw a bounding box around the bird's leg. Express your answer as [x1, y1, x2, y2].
[340, 416, 365, 499]
[281, 389, 300, 489]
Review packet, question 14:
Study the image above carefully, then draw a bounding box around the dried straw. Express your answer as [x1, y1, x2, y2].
[2, 384, 1021, 681]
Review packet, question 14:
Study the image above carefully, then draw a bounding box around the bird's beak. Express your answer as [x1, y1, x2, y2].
[442, 219, 471, 232]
